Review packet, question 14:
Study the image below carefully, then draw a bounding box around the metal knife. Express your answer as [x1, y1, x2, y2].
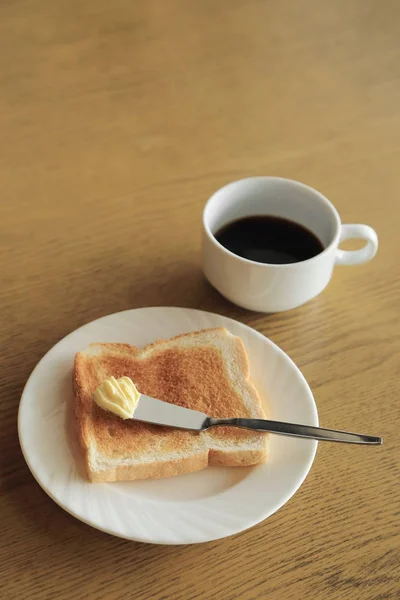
[133, 395, 383, 445]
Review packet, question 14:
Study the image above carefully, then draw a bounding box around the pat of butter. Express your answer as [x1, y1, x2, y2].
[93, 376, 141, 420]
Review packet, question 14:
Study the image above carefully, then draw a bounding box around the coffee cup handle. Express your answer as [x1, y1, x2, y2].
[335, 224, 378, 266]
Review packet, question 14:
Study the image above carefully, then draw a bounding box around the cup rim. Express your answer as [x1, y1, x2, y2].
[203, 176, 342, 268]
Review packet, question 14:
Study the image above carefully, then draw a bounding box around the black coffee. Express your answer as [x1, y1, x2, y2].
[215, 215, 324, 264]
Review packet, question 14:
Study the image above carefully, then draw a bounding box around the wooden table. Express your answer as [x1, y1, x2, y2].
[1, 1, 399, 598]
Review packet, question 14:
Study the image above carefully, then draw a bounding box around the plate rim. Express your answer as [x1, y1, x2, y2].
[18, 306, 318, 544]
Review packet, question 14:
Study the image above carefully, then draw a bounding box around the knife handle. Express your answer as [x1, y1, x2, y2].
[207, 418, 383, 445]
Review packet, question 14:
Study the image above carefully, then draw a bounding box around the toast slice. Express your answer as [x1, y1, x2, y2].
[74, 328, 268, 482]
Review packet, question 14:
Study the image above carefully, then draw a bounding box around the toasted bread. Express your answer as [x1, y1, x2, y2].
[74, 328, 268, 482]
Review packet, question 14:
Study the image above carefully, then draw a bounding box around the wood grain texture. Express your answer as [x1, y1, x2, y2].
[0, 0, 399, 598]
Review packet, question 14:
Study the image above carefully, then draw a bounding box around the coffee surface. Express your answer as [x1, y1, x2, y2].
[215, 215, 324, 264]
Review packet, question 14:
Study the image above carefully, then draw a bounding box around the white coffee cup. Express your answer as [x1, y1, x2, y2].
[202, 177, 378, 312]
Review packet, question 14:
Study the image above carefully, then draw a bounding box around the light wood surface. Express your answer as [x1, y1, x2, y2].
[1, 1, 399, 598]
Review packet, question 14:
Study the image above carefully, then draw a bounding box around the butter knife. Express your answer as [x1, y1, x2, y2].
[133, 395, 382, 445]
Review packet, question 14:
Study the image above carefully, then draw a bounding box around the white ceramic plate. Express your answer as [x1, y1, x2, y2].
[18, 307, 318, 545]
